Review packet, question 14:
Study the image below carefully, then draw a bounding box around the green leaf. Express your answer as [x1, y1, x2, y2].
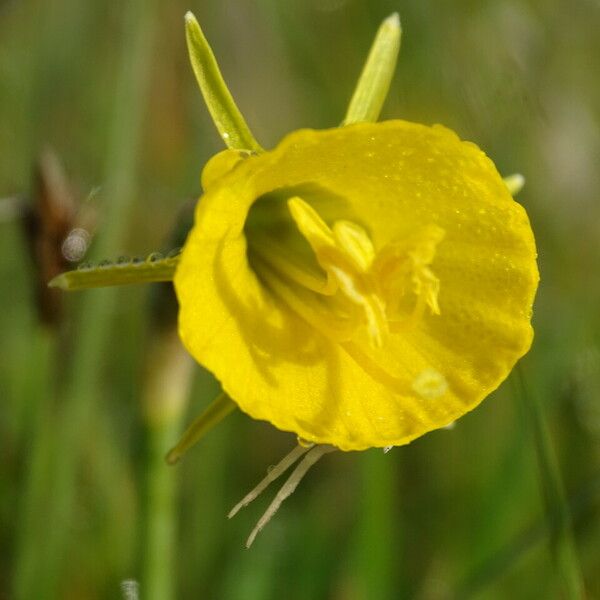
[343, 13, 402, 125]
[185, 12, 263, 153]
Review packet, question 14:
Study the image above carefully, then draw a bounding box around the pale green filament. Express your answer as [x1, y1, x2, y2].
[343, 13, 402, 126]
[185, 12, 263, 153]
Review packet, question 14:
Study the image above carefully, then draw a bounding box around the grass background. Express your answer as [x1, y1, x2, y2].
[1, 0, 599, 598]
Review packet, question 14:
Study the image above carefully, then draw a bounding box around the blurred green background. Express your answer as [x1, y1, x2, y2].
[1, 0, 599, 598]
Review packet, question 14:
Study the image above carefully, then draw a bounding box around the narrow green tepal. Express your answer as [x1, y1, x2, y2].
[343, 13, 401, 125]
[185, 12, 263, 153]
[49, 254, 180, 291]
[165, 393, 237, 465]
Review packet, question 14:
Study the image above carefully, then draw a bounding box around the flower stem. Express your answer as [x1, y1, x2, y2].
[353, 449, 401, 598]
[185, 12, 263, 153]
[141, 331, 194, 600]
[343, 13, 401, 126]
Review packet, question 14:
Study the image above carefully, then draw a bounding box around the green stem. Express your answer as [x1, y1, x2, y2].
[141, 331, 195, 600]
[343, 13, 401, 126]
[12, 329, 56, 600]
[34, 2, 159, 596]
[165, 392, 236, 465]
[353, 449, 400, 600]
[515, 366, 585, 599]
[185, 12, 263, 153]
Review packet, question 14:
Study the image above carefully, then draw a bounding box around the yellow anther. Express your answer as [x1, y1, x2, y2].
[332, 221, 375, 272]
[373, 224, 445, 323]
[255, 197, 444, 348]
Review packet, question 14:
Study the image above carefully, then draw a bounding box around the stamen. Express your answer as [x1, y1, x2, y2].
[228, 443, 313, 518]
[244, 445, 336, 548]
[332, 220, 375, 272]
[254, 255, 358, 342]
[248, 196, 445, 349]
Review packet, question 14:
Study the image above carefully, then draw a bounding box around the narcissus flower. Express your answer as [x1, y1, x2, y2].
[175, 120, 538, 452]
[50, 11, 539, 546]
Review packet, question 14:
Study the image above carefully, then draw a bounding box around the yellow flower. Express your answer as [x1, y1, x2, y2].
[48, 11, 540, 546]
[174, 119, 539, 451]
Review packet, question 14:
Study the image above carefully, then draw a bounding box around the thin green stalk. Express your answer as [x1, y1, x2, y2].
[141, 331, 195, 600]
[458, 468, 600, 596]
[354, 449, 399, 600]
[12, 328, 57, 599]
[30, 2, 159, 597]
[343, 13, 401, 125]
[185, 12, 263, 153]
[515, 366, 585, 598]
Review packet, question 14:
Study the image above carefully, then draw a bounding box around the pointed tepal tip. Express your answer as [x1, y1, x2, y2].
[48, 274, 66, 290]
[184, 10, 196, 24]
[385, 12, 401, 29]
[164, 448, 181, 466]
[504, 173, 526, 196]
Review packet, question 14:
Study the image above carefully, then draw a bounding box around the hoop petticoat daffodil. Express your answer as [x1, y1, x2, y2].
[50, 11, 538, 545]
[175, 120, 538, 452]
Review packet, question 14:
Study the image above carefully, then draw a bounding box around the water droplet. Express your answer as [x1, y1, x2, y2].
[62, 227, 91, 262]
[146, 252, 163, 263]
[296, 436, 313, 448]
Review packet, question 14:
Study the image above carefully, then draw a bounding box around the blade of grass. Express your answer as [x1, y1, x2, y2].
[457, 468, 600, 596]
[342, 13, 401, 125]
[515, 366, 585, 598]
[29, 2, 159, 596]
[12, 328, 57, 600]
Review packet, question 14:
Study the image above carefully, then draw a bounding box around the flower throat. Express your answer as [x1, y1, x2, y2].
[246, 190, 445, 348]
